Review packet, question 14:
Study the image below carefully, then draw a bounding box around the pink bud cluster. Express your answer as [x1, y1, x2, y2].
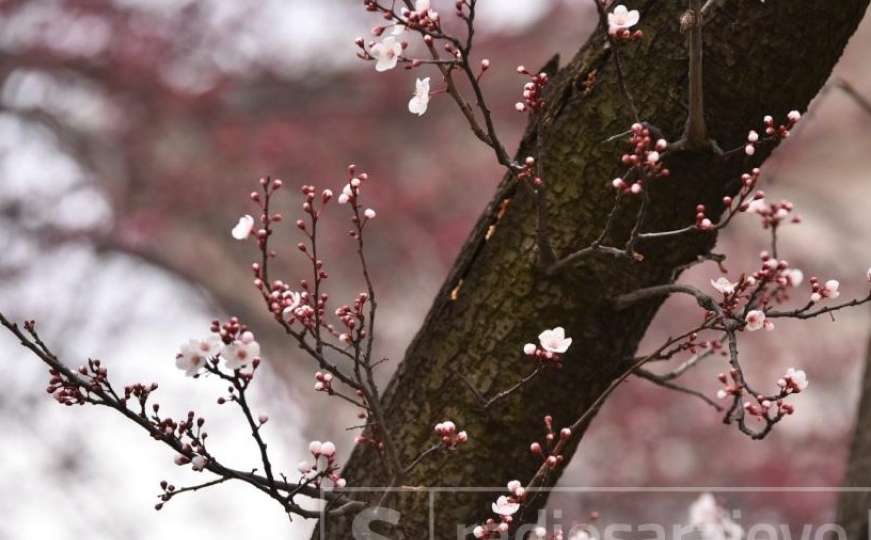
[47, 358, 110, 406]
[742, 397, 794, 420]
[611, 124, 669, 194]
[514, 66, 548, 113]
[744, 111, 801, 155]
[298, 440, 346, 488]
[515, 156, 543, 187]
[245, 176, 284, 248]
[529, 415, 571, 470]
[809, 277, 840, 303]
[314, 371, 334, 393]
[746, 198, 800, 228]
[434, 420, 468, 448]
[695, 168, 762, 231]
[335, 292, 370, 345]
[716, 370, 743, 400]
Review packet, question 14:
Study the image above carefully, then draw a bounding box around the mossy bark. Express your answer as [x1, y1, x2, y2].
[317, 1, 869, 537]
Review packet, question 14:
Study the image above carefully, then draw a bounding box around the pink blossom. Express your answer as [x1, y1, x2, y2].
[607, 5, 640, 34]
[745, 310, 765, 332]
[491, 495, 520, 516]
[538, 327, 572, 354]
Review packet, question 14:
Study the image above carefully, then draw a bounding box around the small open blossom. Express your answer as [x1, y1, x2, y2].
[175, 337, 220, 376]
[364, 208, 377, 219]
[778, 368, 809, 393]
[607, 5, 640, 34]
[538, 327, 572, 354]
[689, 493, 744, 540]
[744, 310, 766, 332]
[221, 334, 261, 370]
[408, 77, 431, 116]
[371, 37, 402, 72]
[710, 277, 737, 295]
[491, 495, 520, 516]
[231, 214, 255, 240]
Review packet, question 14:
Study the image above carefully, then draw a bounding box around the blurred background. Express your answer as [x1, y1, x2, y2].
[0, 1, 869, 538]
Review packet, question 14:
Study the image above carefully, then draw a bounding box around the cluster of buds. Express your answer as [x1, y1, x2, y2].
[743, 397, 794, 421]
[514, 66, 548, 113]
[47, 358, 110, 406]
[742, 111, 802, 156]
[745, 197, 800, 228]
[398, 0, 439, 31]
[235, 176, 284, 248]
[694, 204, 714, 231]
[434, 420, 468, 448]
[809, 277, 840, 303]
[313, 371, 334, 393]
[716, 370, 744, 400]
[298, 440, 346, 488]
[514, 156, 543, 187]
[339, 165, 367, 206]
[210, 317, 249, 345]
[124, 381, 159, 408]
[764, 110, 801, 139]
[529, 415, 571, 470]
[741, 252, 803, 304]
[611, 124, 669, 195]
[335, 292, 370, 345]
[696, 168, 762, 230]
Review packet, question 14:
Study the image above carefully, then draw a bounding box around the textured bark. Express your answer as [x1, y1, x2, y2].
[835, 314, 871, 538]
[319, 1, 870, 537]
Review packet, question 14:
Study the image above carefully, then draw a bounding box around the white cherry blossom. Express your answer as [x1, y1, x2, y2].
[371, 37, 402, 72]
[175, 337, 220, 376]
[538, 327, 572, 354]
[408, 77, 431, 116]
[221, 337, 261, 370]
[607, 5, 640, 34]
[710, 277, 737, 295]
[744, 310, 765, 332]
[231, 214, 255, 240]
[491, 495, 520, 516]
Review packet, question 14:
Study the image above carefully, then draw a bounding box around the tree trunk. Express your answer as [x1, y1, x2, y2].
[835, 310, 871, 538]
[319, 1, 870, 537]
